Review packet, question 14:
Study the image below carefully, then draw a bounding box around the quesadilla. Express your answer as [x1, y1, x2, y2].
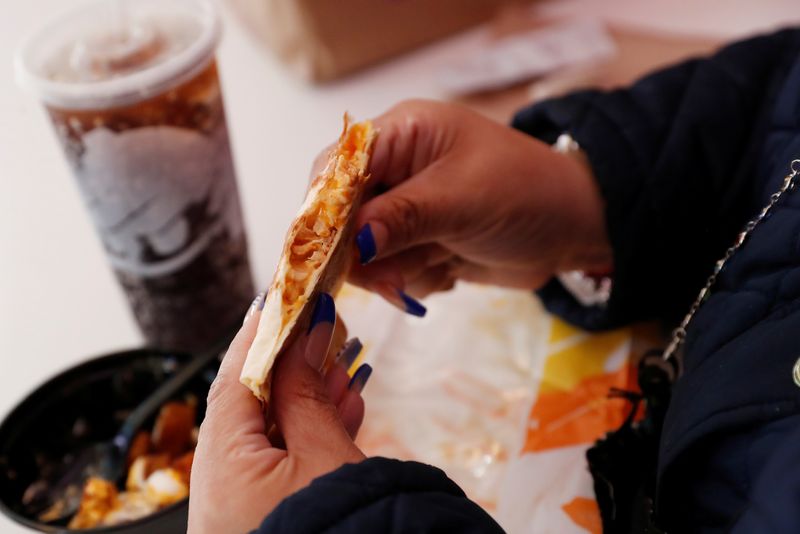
[240, 116, 376, 401]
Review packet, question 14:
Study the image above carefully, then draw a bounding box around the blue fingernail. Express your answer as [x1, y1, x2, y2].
[308, 292, 335, 333]
[355, 224, 377, 264]
[244, 291, 267, 323]
[336, 338, 363, 369]
[349, 363, 372, 394]
[398, 290, 426, 317]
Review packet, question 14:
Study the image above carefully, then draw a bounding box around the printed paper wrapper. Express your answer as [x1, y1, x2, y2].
[337, 282, 660, 533]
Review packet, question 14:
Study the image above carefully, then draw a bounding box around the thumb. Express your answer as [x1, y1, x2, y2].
[270, 296, 356, 458]
[355, 169, 455, 263]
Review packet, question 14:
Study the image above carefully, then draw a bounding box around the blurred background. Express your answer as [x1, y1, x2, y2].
[1, 1, 799, 532]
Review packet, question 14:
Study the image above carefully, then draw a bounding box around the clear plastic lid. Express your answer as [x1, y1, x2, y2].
[15, 0, 220, 110]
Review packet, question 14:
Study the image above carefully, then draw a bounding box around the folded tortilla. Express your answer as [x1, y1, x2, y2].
[240, 116, 376, 401]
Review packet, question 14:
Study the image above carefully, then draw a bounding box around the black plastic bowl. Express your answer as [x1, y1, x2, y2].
[0, 348, 218, 533]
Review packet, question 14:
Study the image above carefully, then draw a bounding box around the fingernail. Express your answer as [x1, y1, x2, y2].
[355, 223, 377, 264]
[348, 363, 372, 394]
[397, 289, 427, 317]
[336, 338, 363, 370]
[308, 292, 335, 334]
[374, 282, 427, 318]
[244, 291, 267, 324]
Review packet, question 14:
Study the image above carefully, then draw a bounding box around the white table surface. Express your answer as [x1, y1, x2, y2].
[0, 0, 797, 531]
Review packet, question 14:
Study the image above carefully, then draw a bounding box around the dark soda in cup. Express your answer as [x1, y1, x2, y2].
[17, 0, 254, 351]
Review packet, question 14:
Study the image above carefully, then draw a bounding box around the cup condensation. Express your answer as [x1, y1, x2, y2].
[16, 0, 254, 351]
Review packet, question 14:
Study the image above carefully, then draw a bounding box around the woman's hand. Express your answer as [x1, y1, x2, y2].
[188, 294, 367, 534]
[327, 100, 612, 300]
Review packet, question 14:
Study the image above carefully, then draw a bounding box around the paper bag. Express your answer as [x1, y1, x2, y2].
[226, 0, 532, 81]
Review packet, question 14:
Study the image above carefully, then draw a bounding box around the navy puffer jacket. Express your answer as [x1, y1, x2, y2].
[257, 28, 800, 533]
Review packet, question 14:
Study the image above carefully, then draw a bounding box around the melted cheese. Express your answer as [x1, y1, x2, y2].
[282, 144, 362, 317]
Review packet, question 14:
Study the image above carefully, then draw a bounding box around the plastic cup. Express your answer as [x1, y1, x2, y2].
[16, 0, 254, 352]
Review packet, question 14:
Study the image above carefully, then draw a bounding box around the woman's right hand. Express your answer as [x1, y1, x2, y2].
[322, 100, 612, 301]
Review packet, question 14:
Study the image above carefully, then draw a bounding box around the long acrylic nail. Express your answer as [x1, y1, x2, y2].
[336, 338, 363, 370]
[355, 223, 377, 264]
[244, 291, 267, 324]
[349, 363, 372, 394]
[308, 292, 336, 333]
[398, 290, 426, 317]
[374, 282, 426, 317]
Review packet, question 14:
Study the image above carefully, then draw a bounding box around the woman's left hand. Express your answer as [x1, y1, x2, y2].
[188, 294, 366, 534]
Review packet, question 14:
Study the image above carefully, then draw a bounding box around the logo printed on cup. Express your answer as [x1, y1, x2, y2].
[72, 123, 244, 278]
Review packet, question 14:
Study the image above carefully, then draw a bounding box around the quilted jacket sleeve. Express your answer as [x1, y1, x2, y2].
[252, 458, 504, 534]
[513, 28, 800, 330]
[730, 415, 800, 533]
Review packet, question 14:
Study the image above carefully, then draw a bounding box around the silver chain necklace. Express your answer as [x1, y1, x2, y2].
[662, 159, 800, 363]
